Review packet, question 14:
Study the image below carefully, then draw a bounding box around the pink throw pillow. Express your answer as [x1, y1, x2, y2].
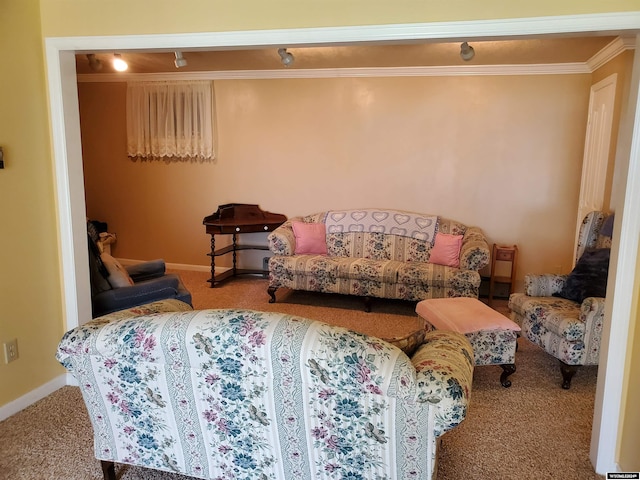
[428, 233, 463, 267]
[292, 221, 328, 255]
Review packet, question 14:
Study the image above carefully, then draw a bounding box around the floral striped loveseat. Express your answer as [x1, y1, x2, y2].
[268, 208, 490, 310]
[56, 300, 474, 480]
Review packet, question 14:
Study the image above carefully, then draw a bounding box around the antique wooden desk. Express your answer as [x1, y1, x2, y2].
[203, 204, 287, 287]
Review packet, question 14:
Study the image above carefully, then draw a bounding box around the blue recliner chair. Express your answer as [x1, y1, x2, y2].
[87, 221, 192, 318]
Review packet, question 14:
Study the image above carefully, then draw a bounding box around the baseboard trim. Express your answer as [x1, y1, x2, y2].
[116, 258, 210, 272]
[0, 374, 73, 421]
[166, 262, 211, 272]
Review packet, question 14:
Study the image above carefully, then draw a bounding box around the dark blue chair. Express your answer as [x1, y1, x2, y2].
[87, 221, 192, 318]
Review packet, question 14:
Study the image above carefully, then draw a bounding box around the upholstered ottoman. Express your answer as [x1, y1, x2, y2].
[416, 297, 521, 387]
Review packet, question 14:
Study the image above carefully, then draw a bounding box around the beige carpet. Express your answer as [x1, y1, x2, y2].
[0, 272, 603, 480]
[184, 271, 425, 341]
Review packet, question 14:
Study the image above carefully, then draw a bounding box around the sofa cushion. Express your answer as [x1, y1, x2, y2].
[277, 255, 478, 288]
[292, 221, 327, 255]
[397, 261, 448, 286]
[428, 233, 463, 267]
[554, 248, 610, 303]
[101, 253, 135, 288]
[509, 294, 583, 341]
[341, 258, 399, 283]
[273, 255, 438, 285]
[276, 256, 398, 283]
[326, 231, 434, 263]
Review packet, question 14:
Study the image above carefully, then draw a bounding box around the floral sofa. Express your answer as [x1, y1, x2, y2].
[268, 208, 490, 310]
[57, 300, 474, 480]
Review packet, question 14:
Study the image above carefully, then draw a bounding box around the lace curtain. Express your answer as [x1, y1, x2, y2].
[126, 80, 215, 161]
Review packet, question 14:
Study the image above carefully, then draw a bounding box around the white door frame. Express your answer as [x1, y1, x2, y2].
[44, 14, 640, 475]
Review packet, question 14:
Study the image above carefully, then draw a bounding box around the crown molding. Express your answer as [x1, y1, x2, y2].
[77, 62, 592, 83]
[587, 36, 637, 71]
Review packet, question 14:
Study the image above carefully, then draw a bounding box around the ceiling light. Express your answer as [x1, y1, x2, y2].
[278, 48, 294, 67]
[86, 54, 102, 72]
[112, 54, 128, 72]
[460, 42, 475, 61]
[174, 51, 188, 68]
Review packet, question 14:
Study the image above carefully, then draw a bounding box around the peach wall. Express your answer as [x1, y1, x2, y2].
[79, 73, 592, 286]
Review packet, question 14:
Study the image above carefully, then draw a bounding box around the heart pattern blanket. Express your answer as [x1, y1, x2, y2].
[325, 209, 439, 243]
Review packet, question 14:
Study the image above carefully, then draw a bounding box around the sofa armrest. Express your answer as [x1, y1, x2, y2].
[268, 218, 300, 256]
[94, 299, 193, 321]
[411, 331, 474, 436]
[91, 275, 181, 317]
[580, 296, 606, 363]
[581, 296, 606, 326]
[459, 227, 490, 271]
[126, 259, 166, 282]
[524, 274, 567, 297]
[58, 299, 193, 365]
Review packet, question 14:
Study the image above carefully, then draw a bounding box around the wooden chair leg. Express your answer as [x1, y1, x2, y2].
[559, 361, 579, 389]
[363, 296, 372, 312]
[267, 286, 278, 303]
[101, 460, 116, 480]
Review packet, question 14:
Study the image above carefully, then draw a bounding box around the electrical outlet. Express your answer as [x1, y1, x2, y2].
[3, 339, 18, 363]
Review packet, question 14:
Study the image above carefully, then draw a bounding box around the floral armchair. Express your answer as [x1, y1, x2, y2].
[508, 211, 613, 388]
[57, 302, 474, 480]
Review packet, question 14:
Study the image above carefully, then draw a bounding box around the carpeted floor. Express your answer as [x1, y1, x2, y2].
[0, 271, 604, 479]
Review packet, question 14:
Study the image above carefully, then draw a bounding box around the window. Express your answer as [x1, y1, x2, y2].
[126, 80, 215, 161]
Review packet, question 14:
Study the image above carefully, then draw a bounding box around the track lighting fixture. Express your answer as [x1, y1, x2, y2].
[174, 51, 188, 68]
[86, 54, 102, 72]
[460, 42, 475, 61]
[112, 53, 128, 72]
[278, 48, 294, 67]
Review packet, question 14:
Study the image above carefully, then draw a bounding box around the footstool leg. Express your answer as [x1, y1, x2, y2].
[500, 364, 516, 388]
